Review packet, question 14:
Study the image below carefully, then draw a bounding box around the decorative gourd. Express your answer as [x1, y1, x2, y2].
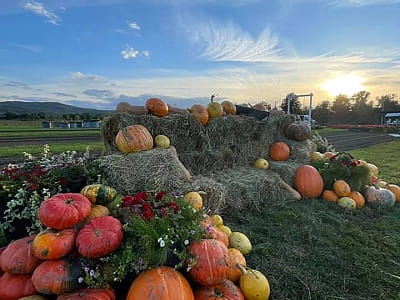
[145, 97, 169, 117]
[115, 125, 154, 153]
[284, 121, 311, 141]
[0, 235, 42, 274]
[187, 239, 229, 286]
[38, 193, 91, 230]
[237, 265, 270, 300]
[0, 273, 37, 300]
[294, 165, 324, 199]
[322, 190, 339, 203]
[254, 158, 269, 170]
[189, 104, 209, 125]
[126, 266, 194, 300]
[183, 191, 203, 211]
[56, 287, 116, 299]
[386, 184, 400, 202]
[207, 96, 224, 118]
[154, 134, 171, 149]
[363, 187, 395, 207]
[366, 162, 379, 177]
[269, 142, 290, 161]
[310, 151, 325, 161]
[221, 101, 236, 115]
[333, 180, 351, 197]
[32, 258, 83, 295]
[194, 279, 244, 300]
[349, 191, 365, 208]
[32, 228, 76, 260]
[226, 248, 246, 282]
[76, 216, 123, 259]
[80, 184, 117, 205]
[337, 197, 356, 210]
[229, 232, 252, 255]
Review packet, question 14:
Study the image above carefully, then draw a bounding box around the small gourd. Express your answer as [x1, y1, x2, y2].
[80, 184, 117, 205]
[237, 264, 270, 300]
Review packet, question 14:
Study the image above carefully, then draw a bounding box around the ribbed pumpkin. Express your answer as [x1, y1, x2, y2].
[0, 273, 37, 300]
[221, 101, 236, 115]
[363, 187, 395, 207]
[322, 190, 339, 203]
[145, 97, 169, 117]
[38, 193, 91, 230]
[194, 279, 245, 300]
[284, 121, 311, 141]
[0, 235, 42, 274]
[80, 184, 117, 205]
[333, 180, 351, 197]
[56, 287, 116, 299]
[32, 228, 76, 260]
[207, 99, 224, 118]
[349, 191, 365, 208]
[115, 125, 154, 153]
[76, 216, 123, 259]
[207, 227, 229, 248]
[386, 184, 400, 201]
[32, 258, 83, 295]
[190, 104, 209, 125]
[187, 239, 229, 286]
[126, 266, 194, 300]
[294, 165, 324, 199]
[226, 248, 246, 282]
[269, 142, 290, 161]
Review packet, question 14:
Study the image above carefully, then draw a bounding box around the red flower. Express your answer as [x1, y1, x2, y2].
[59, 178, 68, 186]
[121, 195, 135, 207]
[142, 210, 154, 220]
[168, 202, 180, 213]
[135, 192, 148, 202]
[156, 191, 167, 201]
[142, 202, 152, 211]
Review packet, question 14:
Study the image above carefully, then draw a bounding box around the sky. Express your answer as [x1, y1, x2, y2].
[0, 0, 399, 110]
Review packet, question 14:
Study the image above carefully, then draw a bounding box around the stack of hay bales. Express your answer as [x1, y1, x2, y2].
[99, 111, 313, 213]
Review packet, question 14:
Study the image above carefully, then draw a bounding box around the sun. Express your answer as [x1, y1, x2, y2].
[321, 74, 365, 97]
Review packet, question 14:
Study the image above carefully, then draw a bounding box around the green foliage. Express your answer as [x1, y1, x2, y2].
[311, 132, 336, 153]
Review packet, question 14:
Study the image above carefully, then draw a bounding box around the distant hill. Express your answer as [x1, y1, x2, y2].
[0, 101, 114, 116]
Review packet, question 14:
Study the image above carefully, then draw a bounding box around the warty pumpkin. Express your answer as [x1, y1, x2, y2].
[80, 184, 117, 205]
[32, 228, 76, 260]
[294, 165, 324, 199]
[269, 142, 290, 161]
[194, 279, 245, 300]
[115, 124, 154, 153]
[145, 97, 169, 117]
[0, 272, 37, 300]
[284, 121, 311, 141]
[56, 287, 116, 299]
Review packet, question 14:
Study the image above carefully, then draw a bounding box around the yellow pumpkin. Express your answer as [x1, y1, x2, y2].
[238, 265, 270, 300]
[154, 134, 170, 149]
[207, 96, 223, 118]
[183, 191, 203, 211]
[229, 232, 252, 255]
[254, 158, 269, 170]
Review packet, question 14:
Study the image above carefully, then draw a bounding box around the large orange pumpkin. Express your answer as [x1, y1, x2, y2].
[294, 165, 324, 199]
[187, 239, 229, 286]
[0, 272, 37, 300]
[226, 248, 246, 282]
[126, 266, 194, 300]
[56, 287, 116, 299]
[32, 228, 76, 260]
[0, 235, 42, 274]
[221, 101, 236, 115]
[194, 279, 245, 300]
[145, 97, 169, 117]
[269, 142, 290, 161]
[38, 193, 91, 230]
[333, 180, 351, 197]
[189, 104, 209, 125]
[115, 125, 154, 153]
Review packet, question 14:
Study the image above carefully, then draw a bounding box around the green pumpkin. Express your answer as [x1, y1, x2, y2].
[80, 184, 117, 205]
[284, 121, 311, 141]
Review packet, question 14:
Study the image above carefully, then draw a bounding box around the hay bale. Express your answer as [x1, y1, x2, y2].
[286, 139, 313, 163]
[268, 161, 301, 186]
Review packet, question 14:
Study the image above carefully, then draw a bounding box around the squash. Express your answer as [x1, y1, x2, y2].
[32, 228, 76, 260]
[229, 232, 252, 255]
[294, 165, 324, 199]
[284, 121, 311, 141]
[183, 191, 203, 211]
[366, 163, 379, 177]
[363, 187, 395, 207]
[126, 266, 194, 300]
[56, 287, 116, 299]
[145, 97, 169, 117]
[194, 279, 244, 300]
[226, 248, 246, 282]
[221, 101, 236, 115]
[187, 239, 229, 286]
[0, 273, 37, 300]
[207, 97, 224, 118]
[337, 197, 356, 210]
[269, 142, 290, 161]
[208, 227, 229, 248]
[254, 158, 269, 170]
[349, 191, 365, 208]
[237, 265, 270, 300]
[115, 125, 154, 153]
[333, 180, 351, 197]
[76, 216, 123, 259]
[38, 193, 91, 230]
[386, 184, 400, 202]
[80, 184, 117, 205]
[310, 151, 325, 161]
[322, 190, 339, 203]
[154, 134, 171, 149]
[0, 235, 42, 274]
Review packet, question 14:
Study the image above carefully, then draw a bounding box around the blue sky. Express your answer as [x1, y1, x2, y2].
[0, 0, 399, 110]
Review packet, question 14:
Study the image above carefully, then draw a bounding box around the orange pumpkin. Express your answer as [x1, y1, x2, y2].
[221, 101, 236, 115]
[115, 125, 154, 153]
[226, 248, 246, 282]
[126, 266, 194, 300]
[32, 228, 76, 260]
[322, 190, 339, 203]
[333, 180, 351, 197]
[194, 279, 245, 300]
[294, 165, 324, 199]
[349, 191, 365, 208]
[207, 227, 229, 248]
[0, 273, 37, 300]
[145, 98, 169, 117]
[56, 287, 116, 299]
[386, 184, 400, 202]
[190, 104, 209, 125]
[269, 142, 290, 161]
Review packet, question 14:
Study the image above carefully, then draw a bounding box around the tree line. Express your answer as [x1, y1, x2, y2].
[1, 112, 109, 121]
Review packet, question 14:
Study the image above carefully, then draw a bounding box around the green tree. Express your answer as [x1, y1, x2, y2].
[350, 91, 376, 124]
[280, 93, 302, 114]
[377, 94, 400, 111]
[312, 100, 334, 125]
[331, 94, 352, 124]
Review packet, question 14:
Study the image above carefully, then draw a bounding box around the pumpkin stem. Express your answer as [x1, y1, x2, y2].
[214, 288, 223, 297]
[65, 198, 74, 205]
[236, 263, 247, 275]
[211, 93, 218, 102]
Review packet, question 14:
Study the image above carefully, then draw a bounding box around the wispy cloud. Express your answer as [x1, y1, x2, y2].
[127, 21, 140, 31]
[83, 89, 114, 98]
[4, 81, 30, 89]
[120, 45, 150, 59]
[23, 1, 60, 25]
[71, 72, 103, 81]
[53, 92, 76, 97]
[329, 0, 400, 7]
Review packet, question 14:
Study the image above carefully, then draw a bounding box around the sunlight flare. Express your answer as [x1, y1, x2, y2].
[321, 74, 365, 97]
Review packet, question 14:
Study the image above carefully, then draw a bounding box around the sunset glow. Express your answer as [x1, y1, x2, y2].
[321, 74, 365, 97]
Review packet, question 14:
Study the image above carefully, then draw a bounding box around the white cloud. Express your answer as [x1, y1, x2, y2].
[329, 0, 400, 7]
[127, 21, 140, 31]
[71, 72, 103, 81]
[141, 50, 150, 58]
[121, 45, 139, 59]
[23, 1, 60, 25]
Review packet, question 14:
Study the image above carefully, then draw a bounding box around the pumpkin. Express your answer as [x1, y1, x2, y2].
[226, 248, 246, 282]
[229, 232, 252, 255]
[366, 162, 379, 177]
[349, 191, 365, 208]
[217, 225, 232, 237]
[363, 187, 395, 207]
[189, 104, 209, 125]
[269, 142, 290, 161]
[237, 265, 270, 300]
[194, 279, 244, 300]
[187, 239, 229, 286]
[86, 204, 110, 220]
[32, 228, 76, 260]
[221, 101, 236, 115]
[294, 165, 324, 199]
[31, 258, 83, 295]
[0, 273, 37, 300]
[19, 296, 48, 300]
[126, 266, 194, 300]
[38, 193, 91, 230]
[310, 151, 325, 161]
[322, 190, 339, 203]
[386, 184, 400, 202]
[0, 235, 42, 274]
[284, 121, 311, 141]
[80, 184, 117, 205]
[115, 125, 154, 153]
[76, 216, 123, 259]
[145, 97, 169, 117]
[207, 99, 224, 118]
[254, 158, 269, 170]
[154, 134, 171, 149]
[333, 180, 351, 197]
[337, 197, 356, 210]
[183, 191, 203, 211]
[208, 227, 229, 248]
[56, 287, 116, 299]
